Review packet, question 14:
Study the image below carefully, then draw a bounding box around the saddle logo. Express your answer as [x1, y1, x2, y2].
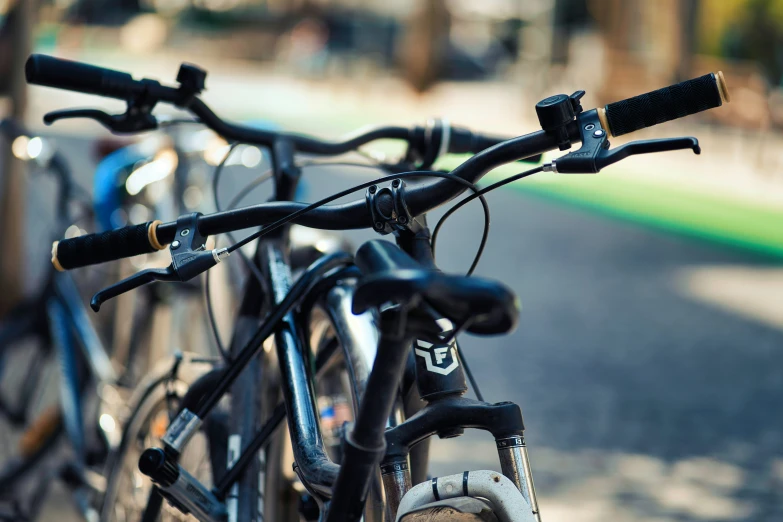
[414, 318, 460, 375]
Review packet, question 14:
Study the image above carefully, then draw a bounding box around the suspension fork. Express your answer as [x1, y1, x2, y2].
[378, 228, 541, 521]
[380, 398, 540, 522]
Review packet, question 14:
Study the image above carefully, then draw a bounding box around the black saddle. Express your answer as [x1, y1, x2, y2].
[352, 240, 519, 335]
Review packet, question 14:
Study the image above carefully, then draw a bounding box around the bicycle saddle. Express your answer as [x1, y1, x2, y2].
[352, 240, 519, 335]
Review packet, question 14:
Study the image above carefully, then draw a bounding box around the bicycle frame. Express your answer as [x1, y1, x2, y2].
[218, 138, 384, 515]
[146, 137, 401, 521]
[149, 136, 540, 522]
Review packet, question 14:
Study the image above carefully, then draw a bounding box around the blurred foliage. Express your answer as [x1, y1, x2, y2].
[700, 0, 783, 84]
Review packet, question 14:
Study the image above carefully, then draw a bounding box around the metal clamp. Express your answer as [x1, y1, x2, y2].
[366, 179, 423, 236]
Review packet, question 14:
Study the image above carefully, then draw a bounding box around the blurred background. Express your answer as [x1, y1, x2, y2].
[1, 0, 783, 521]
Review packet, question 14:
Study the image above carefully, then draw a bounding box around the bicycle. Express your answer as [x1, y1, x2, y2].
[0, 119, 120, 509]
[0, 123, 221, 520]
[26, 53, 729, 521]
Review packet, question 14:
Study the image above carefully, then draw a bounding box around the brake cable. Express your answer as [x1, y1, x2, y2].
[431, 165, 545, 261]
[222, 170, 491, 276]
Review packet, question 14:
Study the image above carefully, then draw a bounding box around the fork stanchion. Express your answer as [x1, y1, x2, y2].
[380, 458, 412, 521]
[496, 434, 541, 522]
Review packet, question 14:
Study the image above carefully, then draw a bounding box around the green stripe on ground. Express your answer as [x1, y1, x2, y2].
[437, 156, 783, 259]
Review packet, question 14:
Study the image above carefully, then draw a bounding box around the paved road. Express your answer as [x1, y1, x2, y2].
[9, 132, 783, 521]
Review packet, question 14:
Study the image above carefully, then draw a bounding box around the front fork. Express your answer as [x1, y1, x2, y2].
[380, 330, 540, 521]
[381, 429, 540, 522]
[381, 432, 541, 522]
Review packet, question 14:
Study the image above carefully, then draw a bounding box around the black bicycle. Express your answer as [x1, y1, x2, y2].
[26, 53, 729, 522]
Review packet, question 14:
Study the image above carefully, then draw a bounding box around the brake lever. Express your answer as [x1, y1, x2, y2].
[90, 267, 177, 312]
[90, 213, 230, 312]
[44, 108, 158, 134]
[595, 137, 700, 171]
[548, 109, 700, 174]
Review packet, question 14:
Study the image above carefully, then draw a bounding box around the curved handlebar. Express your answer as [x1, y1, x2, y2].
[39, 57, 729, 270]
[25, 54, 521, 163]
[53, 126, 571, 267]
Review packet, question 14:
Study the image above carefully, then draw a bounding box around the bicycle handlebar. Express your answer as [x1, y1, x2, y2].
[25, 54, 521, 162]
[42, 61, 728, 270]
[44, 126, 579, 270]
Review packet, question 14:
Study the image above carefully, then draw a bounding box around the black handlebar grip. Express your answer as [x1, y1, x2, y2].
[52, 221, 166, 271]
[602, 72, 730, 137]
[355, 240, 420, 275]
[25, 54, 142, 100]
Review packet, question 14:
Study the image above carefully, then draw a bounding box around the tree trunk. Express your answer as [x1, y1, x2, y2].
[0, 0, 35, 315]
[399, 0, 451, 93]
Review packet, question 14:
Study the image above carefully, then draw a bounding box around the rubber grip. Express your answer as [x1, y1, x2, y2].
[25, 54, 141, 100]
[604, 72, 728, 137]
[355, 240, 420, 275]
[52, 221, 164, 270]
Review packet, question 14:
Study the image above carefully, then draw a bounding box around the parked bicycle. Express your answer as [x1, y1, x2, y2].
[0, 122, 221, 520]
[26, 53, 729, 522]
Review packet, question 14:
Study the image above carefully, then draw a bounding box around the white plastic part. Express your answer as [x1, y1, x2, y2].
[395, 470, 536, 522]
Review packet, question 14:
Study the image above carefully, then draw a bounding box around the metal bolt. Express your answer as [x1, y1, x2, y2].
[171, 240, 181, 250]
[392, 179, 401, 188]
[398, 216, 408, 224]
[375, 222, 384, 230]
[180, 229, 190, 236]
[584, 123, 595, 131]
[593, 130, 605, 138]
[369, 185, 377, 194]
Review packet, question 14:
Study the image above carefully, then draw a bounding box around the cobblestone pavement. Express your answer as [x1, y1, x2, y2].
[3, 130, 782, 521]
